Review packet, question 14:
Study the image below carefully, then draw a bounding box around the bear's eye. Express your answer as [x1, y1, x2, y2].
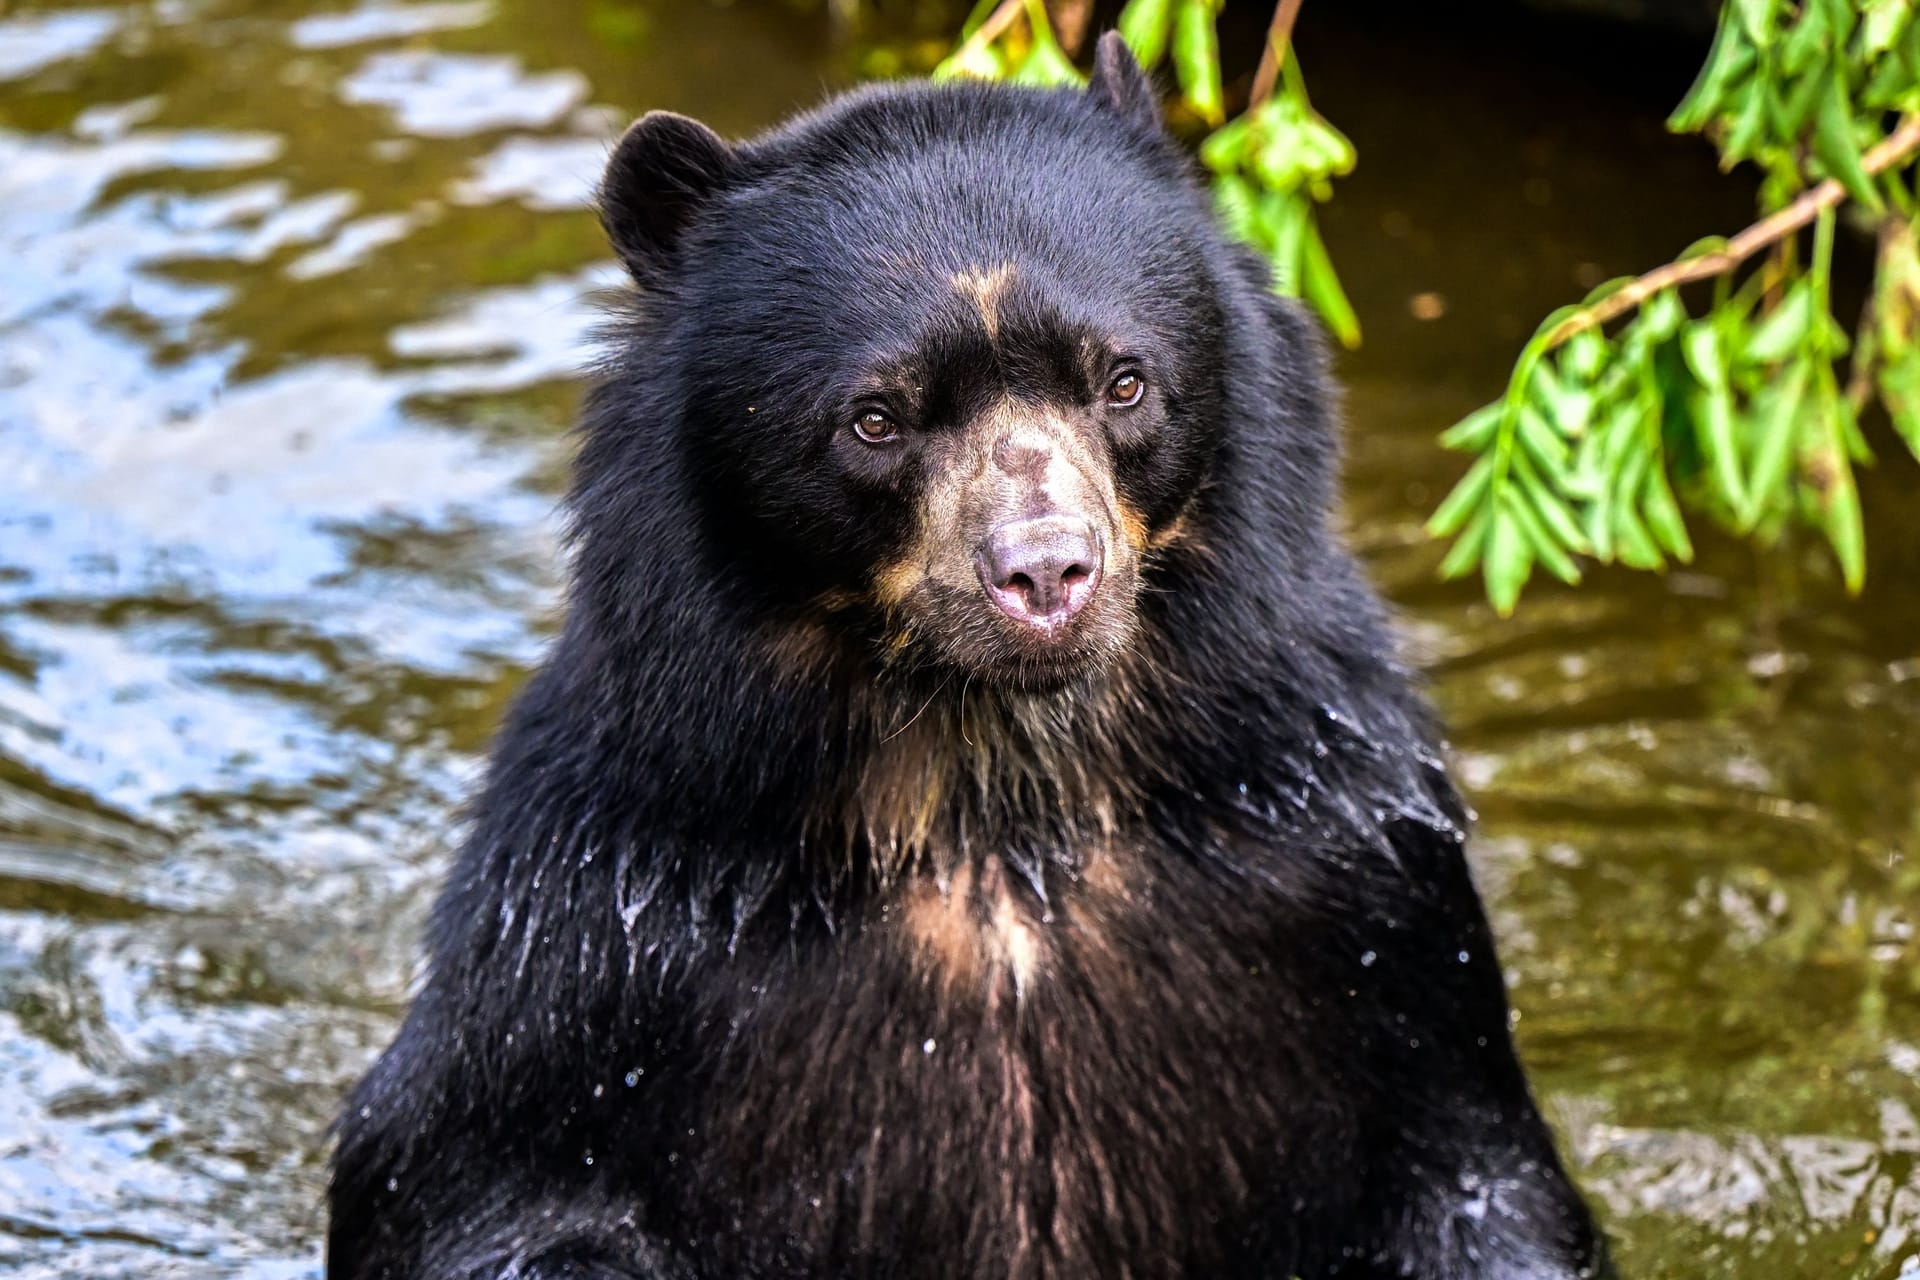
[1106, 372, 1146, 408]
[852, 410, 898, 444]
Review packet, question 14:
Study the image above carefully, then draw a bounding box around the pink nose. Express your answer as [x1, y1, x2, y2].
[977, 516, 1101, 629]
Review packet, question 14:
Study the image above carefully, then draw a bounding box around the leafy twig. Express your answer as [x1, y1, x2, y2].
[1544, 113, 1920, 351]
[1248, 0, 1305, 108]
[1050, 0, 1093, 56]
[947, 0, 1028, 68]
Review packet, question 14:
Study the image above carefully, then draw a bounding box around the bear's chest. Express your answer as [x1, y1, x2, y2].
[683, 851, 1357, 1278]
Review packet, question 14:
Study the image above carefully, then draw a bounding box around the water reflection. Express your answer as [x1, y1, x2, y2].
[0, 1, 1914, 1277]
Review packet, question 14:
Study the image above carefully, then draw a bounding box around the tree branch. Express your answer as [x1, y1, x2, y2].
[1545, 113, 1920, 350]
[949, 0, 1028, 67]
[1249, 0, 1305, 107]
[1048, 0, 1093, 56]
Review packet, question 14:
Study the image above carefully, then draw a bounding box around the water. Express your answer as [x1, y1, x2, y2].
[0, 1, 1914, 1276]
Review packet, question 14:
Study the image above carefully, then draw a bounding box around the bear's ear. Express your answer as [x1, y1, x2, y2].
[599, 111, 737, 281]
[1086, 32, 1159, 133]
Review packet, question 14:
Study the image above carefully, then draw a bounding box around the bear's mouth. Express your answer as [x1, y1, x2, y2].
[877, 554, 1138, 692]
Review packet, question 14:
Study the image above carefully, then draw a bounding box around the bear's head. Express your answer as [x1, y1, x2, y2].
[590, 36, 1257, 694]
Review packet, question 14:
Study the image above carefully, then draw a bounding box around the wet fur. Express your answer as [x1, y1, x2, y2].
[329, 53, 1608, 1280]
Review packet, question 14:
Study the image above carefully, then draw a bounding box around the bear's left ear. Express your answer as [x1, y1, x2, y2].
[600, 111, 738, 282]
[1086, 32, 1159, 133]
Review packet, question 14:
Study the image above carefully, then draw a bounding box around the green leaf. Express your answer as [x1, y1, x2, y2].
[1721, 77, 1772, 163]
[1742, 357, 1811, 529]
[1438, 402, 1504, 451]
[1583, 483, 1615, 562]
[1427, 455, 1495, 537]
[1733, 0, 1776, 48]
[1682, 320, 1729, 386]
[1517, 404, 1572, 476]
[1580, 276, 1636, 308]
[1822, 458, 1866, 591]
[1298, 211, 1361, 348]
[1812, 303, 1852, 359]
[1211, 174, 1259, 243]
[1199, 116, 1253, 174]
[1811, 81, 1885, 212]
[1171, 0, 1224, 126]
[1640, 289, 1687, 342]
[1264, 192, 1310, 294]
[1689, 380, 1748, 514]
[1252, 126, 1310, 192]
[1777, 64, 1830, 136]
[1116, 0, 1178, 68]
[1438, 506, 1492, 581]
[1563, 330, 1609, 384]
[1484, 503, 1533, 616]
[1815, 0, 1856, 49]
[1506, 486, 1583, 585]
[1300, 118, 1358, 177]
[1580, 398, 1644, 560]
[1745, 283, 1816, 362]
[1530, 357, 1598, 436]
[934, 38, 1006, 81]
[1010, 1, 1085, 87]
[1864, 42, 1919, 107]
[1511, 446, 1592, 555]
[1863, 0, 1913, 60]
[1678, 234, 1733, 262]
[1613, 501, 1665, 570]
[1611, 434, 1665, 569]
[1781, 0, 1833, 77]
[1671, 17, 1758, 133]
[1641, 457, 1695, 562]
[1874, 217, 1920, 351]
[1879, 349, 1920, 458]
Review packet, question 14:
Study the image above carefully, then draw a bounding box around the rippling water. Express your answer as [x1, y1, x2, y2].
[0, 2, 1914, 1276]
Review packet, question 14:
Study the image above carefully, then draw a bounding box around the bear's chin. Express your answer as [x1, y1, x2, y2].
[887, 573, 1140, 696]
[971, 651, 1112, 696]
[936, 622, 1132, 697]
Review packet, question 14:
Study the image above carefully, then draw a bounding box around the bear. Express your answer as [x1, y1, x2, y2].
[327, 33, 1610, 1280]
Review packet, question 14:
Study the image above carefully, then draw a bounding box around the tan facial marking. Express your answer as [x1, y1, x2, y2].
[760, 615, 835, 677]
[1148, 513, 1191, 550]
[951, 263, 1017, 342]
[758, 590, 867, 678]
[816, 587, 861, 611]
[875, 398, 1134, 626]
[1117, 500, 1151, 555]
[872, 558, 925, 609]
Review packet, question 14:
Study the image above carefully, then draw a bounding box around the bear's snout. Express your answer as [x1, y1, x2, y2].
[977, 515, 1102, 632]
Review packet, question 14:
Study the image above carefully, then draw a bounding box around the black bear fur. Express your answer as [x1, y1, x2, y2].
[329, 34, 1609, 1280]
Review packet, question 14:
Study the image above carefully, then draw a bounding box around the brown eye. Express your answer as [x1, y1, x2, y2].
[852, 410, 898, 444]
[1107, 372, 1145, 408]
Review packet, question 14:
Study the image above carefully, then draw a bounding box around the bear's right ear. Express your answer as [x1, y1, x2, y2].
[1086, 32, 1160, 133]
[599, 111, 737, 281]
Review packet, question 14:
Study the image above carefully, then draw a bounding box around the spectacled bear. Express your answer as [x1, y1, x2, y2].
[328, 34, 1610, 1280]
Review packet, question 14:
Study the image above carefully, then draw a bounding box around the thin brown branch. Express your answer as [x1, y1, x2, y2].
[950, 0, 1028, 66]
[1544, 113, 1920, 350]
[1249, 0, 1305, 107]
[1048, 0, 1093, 56]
